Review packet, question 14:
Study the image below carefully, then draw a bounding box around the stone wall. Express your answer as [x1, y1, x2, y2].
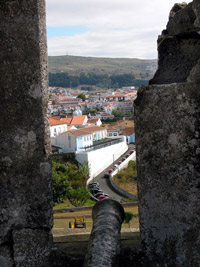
[135, 1, 200, 265]
[1, 0, 200, 266]
[0, 1, 53, 266]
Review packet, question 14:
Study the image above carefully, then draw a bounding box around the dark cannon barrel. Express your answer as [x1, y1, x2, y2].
[84, 199, 125, 267]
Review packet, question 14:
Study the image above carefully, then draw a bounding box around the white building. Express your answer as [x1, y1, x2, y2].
[118, 100, 134, 114]
[87, 118, 102, 126]
[47, 117, 68, 137]
[77, 136, 128, 178]
[54, 126, 107, 153]
[55, 130, 93, 153]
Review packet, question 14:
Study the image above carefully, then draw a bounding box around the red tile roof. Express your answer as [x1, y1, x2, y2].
[60, 117, 73, 124]
[47, 117, 67, 126]
[87, 118, 99, 124]
[71, 115, 87, 125]
[60, 126, 105, 137]
[122, 127, 135, 135]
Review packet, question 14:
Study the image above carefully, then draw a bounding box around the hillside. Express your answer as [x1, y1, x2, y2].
[48, 55, 157, 79]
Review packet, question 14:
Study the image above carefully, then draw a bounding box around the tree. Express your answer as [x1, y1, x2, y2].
[110, 73, 135, 87]
[49, 72, 71, 87]
[77, 93, 86, 101]
[85, 108, 97, 115]
[51, 158, 90, 205]
[78, 162, 90, 179]
[112, 109, 123, 120]
[124, 211, 137, 228]
[67, 187, 90, 207]
[52, 161, 71, 203]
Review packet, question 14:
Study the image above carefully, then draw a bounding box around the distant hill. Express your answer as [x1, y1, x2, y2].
[48, 55, 157, 80]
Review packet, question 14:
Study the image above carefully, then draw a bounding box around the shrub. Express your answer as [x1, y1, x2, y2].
[67, 187, 90, 207]
[52, 159, 89, 205]
[56, 165, 68, 173]
[52, 167, 71, 204]
[114, 160, 137, 183]
[124, 211, 137, 227]
[63, 153, 75, 161]
[78, 162, 90, 179]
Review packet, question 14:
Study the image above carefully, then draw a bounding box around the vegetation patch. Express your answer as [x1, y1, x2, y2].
[113, 161, 138, 197]
[53, 205, 139, 230]
[52, 156, 92, 207]
[49, 72, 148, 88]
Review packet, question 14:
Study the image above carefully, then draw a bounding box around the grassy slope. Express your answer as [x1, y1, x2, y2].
[53, 205, 139, 230]
[48, 55, 157, 78]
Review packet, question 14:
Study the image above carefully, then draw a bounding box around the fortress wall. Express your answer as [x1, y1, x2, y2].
[135, 1, 200, 265]
[0, 1, 53, 266]
[1, 0, 200, 266]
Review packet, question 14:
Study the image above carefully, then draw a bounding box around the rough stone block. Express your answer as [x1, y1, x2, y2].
[150, 36, 200, 84]
[135, 82, 200, 265]
[167, 3, 197, 36]
[150, 1, 200, 85]
[192, 0, 200, 27]
[13, 228, 53, 267]
[0, 0, 53, 246]
[0, 245, 14, 267]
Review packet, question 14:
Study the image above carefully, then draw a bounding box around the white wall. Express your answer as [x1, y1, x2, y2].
[76, 136, 128, 182]
[82, 135, 93, 149]
[50, 124, 67, 137]
[55, 135, 76, 152]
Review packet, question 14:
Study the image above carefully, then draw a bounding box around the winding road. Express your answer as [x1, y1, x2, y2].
[91, 144, 136, 201]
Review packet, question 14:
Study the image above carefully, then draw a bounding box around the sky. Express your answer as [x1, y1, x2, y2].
[46, 0, 190, 59]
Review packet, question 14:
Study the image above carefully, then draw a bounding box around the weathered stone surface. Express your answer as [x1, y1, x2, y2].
[0, 0, 53, 265]
[150, 36, 200, 84]
[13, 229, 53, 267]
[193, 0, 200, 27]
[169, 2, 187, 19]
[150, 1, 200, 85]
[167, 3, 197, 35]
[187, 58, 200, 82]
[84, 199, 124, 267]
[136, 1, 200, 265]
[135, 82, 200, 265]
[0, 245, 14, 267]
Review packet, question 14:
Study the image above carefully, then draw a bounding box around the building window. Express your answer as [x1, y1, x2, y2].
[109, 133, 112, 136]
[114, 133, 117, 136]
[84, 137, 86, 141]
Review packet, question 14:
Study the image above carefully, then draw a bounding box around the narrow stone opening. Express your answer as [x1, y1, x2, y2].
[1, 0, 200, 266]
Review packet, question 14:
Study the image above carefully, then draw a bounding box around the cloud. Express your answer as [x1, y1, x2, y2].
[46, 0, 190, 59]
